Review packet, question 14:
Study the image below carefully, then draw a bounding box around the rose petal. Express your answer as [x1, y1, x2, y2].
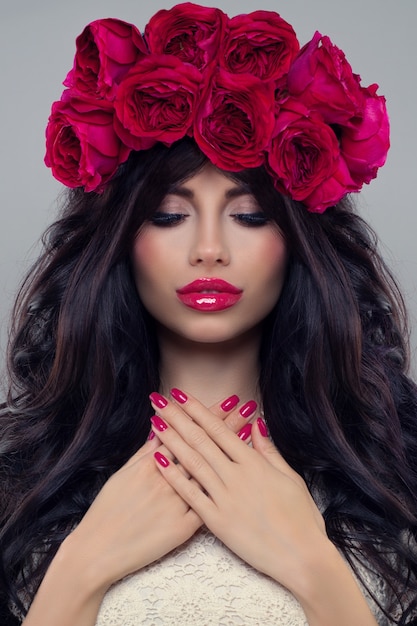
[45, 91, 130, 191]
[222, 10, 299, 81]
[114, 54, 202, 150]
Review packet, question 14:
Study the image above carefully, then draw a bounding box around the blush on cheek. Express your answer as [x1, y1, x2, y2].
[131, 233, 159, 278]
[266, 235, 287, 263]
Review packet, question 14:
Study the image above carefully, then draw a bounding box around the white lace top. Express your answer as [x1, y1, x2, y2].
[96, 525, 391, 626]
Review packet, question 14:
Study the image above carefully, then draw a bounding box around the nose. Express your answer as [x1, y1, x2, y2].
[188, 217, 230, 267]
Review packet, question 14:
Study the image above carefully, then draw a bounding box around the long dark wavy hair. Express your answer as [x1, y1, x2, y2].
[0, 138, 416, 623]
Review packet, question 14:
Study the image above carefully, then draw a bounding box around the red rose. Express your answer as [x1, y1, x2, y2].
[221, 10, 299, 82]
[113, 55, 202, 150]
[144, 2, 227, 70]
[341, 84, 390, 185]
[64, 18, 148, 99]
[287, 31, 363, 125]
[267, 99, 356, 212]
[194, 68, 275, 170]
[44, 91, 130, 192]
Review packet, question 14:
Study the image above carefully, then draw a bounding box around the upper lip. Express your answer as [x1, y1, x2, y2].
[177, 278, 242, 294]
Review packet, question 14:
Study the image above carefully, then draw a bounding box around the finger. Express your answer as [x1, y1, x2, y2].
[151, 390, 256, 464]
[123, 428, 182, 470]
[223, 399, 258, 434]
[208, 395, 258, 443]
[209, 394, 240, 419]
[146, 431, 191, 478]
[154, 451, 217, 523]
[150, 414, 229, 491]
[150, 390, 256, 439]
[251, 418, 306, 486]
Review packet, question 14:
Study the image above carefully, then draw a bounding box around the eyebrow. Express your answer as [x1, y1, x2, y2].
[167, 181, 252, 200]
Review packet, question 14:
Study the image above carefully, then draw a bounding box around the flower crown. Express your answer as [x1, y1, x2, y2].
[44, 2, 390, 213]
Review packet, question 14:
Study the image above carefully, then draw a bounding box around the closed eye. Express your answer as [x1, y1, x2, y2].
[150, 212, 187, 227]
[232, 213, 269, 227]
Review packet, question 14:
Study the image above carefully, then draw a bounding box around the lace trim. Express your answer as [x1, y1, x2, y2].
[96, 526, 391, 626]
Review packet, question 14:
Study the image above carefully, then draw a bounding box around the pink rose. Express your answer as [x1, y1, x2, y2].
[341, 84, 390, 185]
[44, 91, 130, 192]
[194, 68, 275, 170]
[287, 31, 363, 125]
[114, 55, 202, 150]
[221, 10, 299, 82]
[267, 99, 356, 212]
[64, 18, 148, 99]
[144, 2, 227, 70]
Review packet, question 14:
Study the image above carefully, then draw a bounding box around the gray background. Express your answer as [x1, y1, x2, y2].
[1, 0, 416, 378]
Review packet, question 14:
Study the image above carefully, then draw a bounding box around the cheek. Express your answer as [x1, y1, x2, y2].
[131, 232, 164, 280]
[258, 236, 288, 293]
[131, 235, 161, 299]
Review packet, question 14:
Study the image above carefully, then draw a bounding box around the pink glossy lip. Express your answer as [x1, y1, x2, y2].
[176, 278, 243, 311]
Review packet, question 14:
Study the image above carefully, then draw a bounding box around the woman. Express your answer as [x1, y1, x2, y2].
[0, 4, 416, 625]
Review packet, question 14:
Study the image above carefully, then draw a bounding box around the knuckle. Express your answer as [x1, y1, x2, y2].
[186, 450, 205, 475]
[207, 419, 226, 439]
[188, 428, 207, 449]
[183, 479, 201, 501]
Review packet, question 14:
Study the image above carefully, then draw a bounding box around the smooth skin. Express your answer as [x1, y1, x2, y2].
[22, 165, 377, 625]
[22, 398, 257, 626]
[150, 391, 378, 626]
[131, 164, 287, 407]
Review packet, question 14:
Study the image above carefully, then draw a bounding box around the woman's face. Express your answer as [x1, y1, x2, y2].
[132, 164, 288, 346]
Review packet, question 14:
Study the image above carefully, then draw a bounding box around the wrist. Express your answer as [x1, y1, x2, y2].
[58, 530, 114, 597]
[23, 534, 109, 626]
[286, 539, 377, 626]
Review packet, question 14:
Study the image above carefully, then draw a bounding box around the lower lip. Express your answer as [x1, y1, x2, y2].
[176, 292, 242, 311]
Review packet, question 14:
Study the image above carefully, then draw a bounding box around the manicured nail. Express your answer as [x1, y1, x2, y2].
[154, 451, 170, 468]
[149, 392, 168, 408]
[257, 417, 269, 437]
[170, 388, 187, 404]
[237, 423, 252, 441]
[151, 415, 168, 432]
[147, 430, 156, 441]
[220, 394, 240, 411]
[239, 400, 257, 418]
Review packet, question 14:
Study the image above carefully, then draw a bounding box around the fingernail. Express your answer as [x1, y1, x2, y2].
[237, 423, 252, 441]
[154, 451, 170, 468]
[170, 388, 187, 404]
[257, 417, 269, 437]
[220, 394, 240, 411]
[239, 400, 257, 419]
[147, 430, 156, 441]
[149, 392, 168, 408]
[151, 415, 168, 432]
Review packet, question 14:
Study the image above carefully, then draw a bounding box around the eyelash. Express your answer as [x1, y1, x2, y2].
[150, 212, 269, 227]
[233, 213, 269, 227]
[150, 212, 185, 227]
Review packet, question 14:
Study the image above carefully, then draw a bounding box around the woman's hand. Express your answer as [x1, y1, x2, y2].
[149, 389, 326, 586]
[23, 393, 257, 626]
[60, 392, 257, 590]
[149, 389, 378, 626]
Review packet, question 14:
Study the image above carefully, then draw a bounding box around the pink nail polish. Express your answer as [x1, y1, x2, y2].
[237, 423, 252, 441]
[149, 392, 168, 408]
[170, 388, 187, 404]
[147, 430, 156, 441]
[239, 400, 257, 419]
[154, 451, 170, 468]
[151, 415, 168, 432]
[220, 394, 240, 411]
[257, 417, 269, 437]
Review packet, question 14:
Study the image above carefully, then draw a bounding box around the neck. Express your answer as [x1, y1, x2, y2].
[157, 327, 263, 408]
